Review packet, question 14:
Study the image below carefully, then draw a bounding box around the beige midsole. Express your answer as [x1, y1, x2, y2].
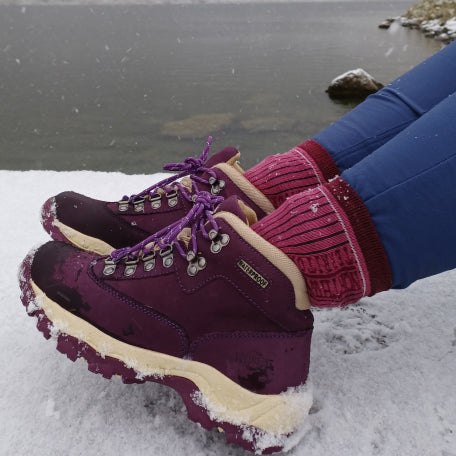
[53, 219, 115, 256]
[31, 281, 311, 435]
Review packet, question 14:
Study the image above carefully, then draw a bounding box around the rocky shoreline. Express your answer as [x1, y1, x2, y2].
[380, 0, 456, 44]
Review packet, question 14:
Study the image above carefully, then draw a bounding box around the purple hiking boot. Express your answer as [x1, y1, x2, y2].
[41, 137, 275, 256]
[20, 193, 313, 454]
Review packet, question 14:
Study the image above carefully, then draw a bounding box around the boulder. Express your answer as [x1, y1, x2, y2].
[326, 68, 384, 99]
[378, 21, 391, 29]
[161, 113, 235, 139]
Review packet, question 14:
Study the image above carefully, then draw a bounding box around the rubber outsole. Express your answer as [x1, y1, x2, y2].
[18, 250, 312, 454]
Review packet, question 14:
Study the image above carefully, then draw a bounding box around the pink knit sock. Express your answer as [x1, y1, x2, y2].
[244, 140, 340, 208]
[252, 177, 392, 307]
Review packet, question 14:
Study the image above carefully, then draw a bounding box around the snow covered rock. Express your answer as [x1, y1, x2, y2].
[398, 0, 456, 43]
[326, 68, 384, 99]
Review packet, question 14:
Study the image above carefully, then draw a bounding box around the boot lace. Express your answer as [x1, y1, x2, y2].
[104, 191, 229, 277]
[117, 137, 222, 211]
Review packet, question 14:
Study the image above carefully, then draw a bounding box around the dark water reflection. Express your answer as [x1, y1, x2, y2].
[0, 2, 443, 173]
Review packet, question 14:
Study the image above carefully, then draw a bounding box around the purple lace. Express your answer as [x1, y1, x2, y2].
[122, 136, 217, 203]
[110, 191, 224, 263]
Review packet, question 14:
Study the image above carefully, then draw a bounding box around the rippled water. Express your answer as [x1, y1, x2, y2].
[0, 2, 443, 172]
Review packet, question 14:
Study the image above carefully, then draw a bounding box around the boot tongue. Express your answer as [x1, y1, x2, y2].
[205, 147, 240, 168]
[215, 196, 258, 226]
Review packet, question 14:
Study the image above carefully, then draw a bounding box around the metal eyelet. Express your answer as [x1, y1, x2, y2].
[160, 245, 174, 268]
[142, 252, 156, 272]
[209, 229, 230, 254]
[124, 258, 139, 276]
[187, 262, 198, 276]
[211, 242, 222, 253]
[166, 190, 178, 207]
[118, 200, 129, 212]
[186, 250, 207, 276]
[219, 233, 230, 246]
[103, 258, 117, 275]
[150, 194, 162, 209]
[209, 177, 226, 195]
[133, 198, 145, 212]
[197, 256, 207, 269]
[208, 229, 219, 240]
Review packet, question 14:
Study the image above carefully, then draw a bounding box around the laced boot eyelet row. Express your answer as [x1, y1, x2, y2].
[115, 137, 215, 213]
[118, 190, 179, 213]
[208, 229, 230, 254]
[209, 177, 226, 195]
[103, 252, 159, 276]
[109, 190, 224, 278]
[186, 250, 207, 277]
[117, 197, 145, 213]
[160, 245, 174, 268]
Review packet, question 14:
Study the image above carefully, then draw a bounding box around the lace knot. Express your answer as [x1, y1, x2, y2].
[124, 136, 213, 203]
[163, 154, 205, 173]
[192, 191, 224, 210]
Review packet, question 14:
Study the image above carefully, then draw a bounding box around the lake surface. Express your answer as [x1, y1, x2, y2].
[0, 2, 443, 173]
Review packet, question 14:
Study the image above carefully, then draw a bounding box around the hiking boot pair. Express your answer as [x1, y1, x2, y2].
[41, 137, 275, 255]
[20, 139, 314, 454]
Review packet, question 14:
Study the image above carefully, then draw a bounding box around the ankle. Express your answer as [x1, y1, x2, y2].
[252, 178, 392, 307]
[244, 140, 340, 208]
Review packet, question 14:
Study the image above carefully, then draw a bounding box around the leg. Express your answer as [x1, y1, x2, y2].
[254, 92, 456, 305]
[314, 40, 456, 171]
[246, 41, 456, 207]
[343, 91, 456, 289]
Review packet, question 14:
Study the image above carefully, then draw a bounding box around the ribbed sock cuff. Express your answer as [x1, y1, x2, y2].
[325, 177, 392, 296]
[244, 140, 340, 208]
[297, 140, 341, 182]
[252, 177, 392, 306]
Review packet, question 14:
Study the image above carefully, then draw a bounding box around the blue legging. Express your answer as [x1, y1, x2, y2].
[312, 41, 456, 289]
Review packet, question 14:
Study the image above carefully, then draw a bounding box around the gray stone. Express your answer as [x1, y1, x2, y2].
[326, 68, 384, 99]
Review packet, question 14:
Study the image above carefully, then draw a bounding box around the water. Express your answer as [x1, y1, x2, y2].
[0, 2, 443, 173]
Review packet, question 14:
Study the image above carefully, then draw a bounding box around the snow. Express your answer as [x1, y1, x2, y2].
[419, 17, 456, 40]
[329, 68, 378, 87]
[1, 169, 456, 456]
[446, 18, 456, 35]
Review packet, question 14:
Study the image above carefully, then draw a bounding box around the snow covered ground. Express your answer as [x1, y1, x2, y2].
[1, 169, 456, 456]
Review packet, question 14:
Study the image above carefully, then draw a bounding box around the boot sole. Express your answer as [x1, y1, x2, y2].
[41, 197, 115, 256]
[19, 251, 312, 454]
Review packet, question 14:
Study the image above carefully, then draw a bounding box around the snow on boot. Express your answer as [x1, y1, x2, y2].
[20, 193, 313, 454]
